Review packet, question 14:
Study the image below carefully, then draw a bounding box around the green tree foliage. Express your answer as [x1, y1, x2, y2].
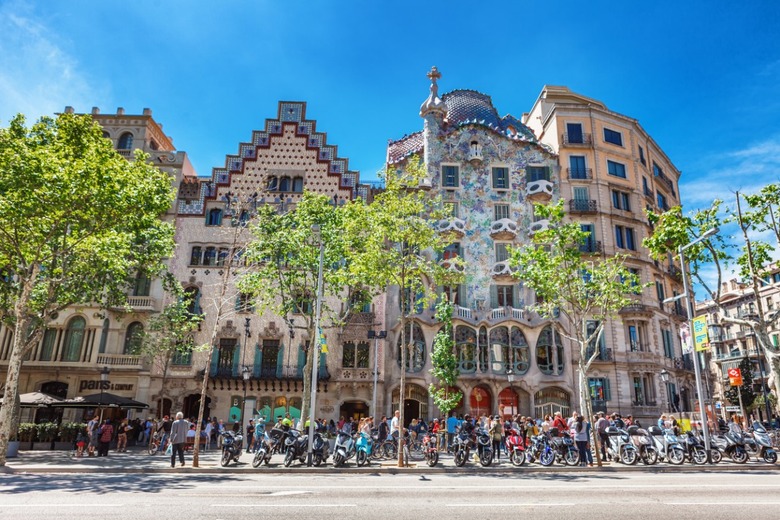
[511, 200, 642, 466]
[429, 297, 462, 417]
[724, 357, 756, 411]
[644, 189, 780, 416]
[346, 155, 462, 466]
[0, 113, 175, 465]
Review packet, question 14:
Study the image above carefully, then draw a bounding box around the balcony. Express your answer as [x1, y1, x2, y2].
[585, 347, 613, 362]
[526, 180, 553, 201]
[491, 260, 516, 279]
[562, 133, 593, 146]
[529, 219, 550, 236]
[95, 353, 144, 369]
[579, 241, 602, 254]
[436, 217, 466, 237]
[673, 355, 694, 371]
[569, 199, 597, 213]
[620, 303, 651, 316]
[489, 218, 518, 240]
[454, 305, 473, 320]
[489, 307, 525, 321]
[567, 168, 593, 180]
[667, 265, 683, 282]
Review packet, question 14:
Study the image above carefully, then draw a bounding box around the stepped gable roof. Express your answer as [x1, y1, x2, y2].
[387, 131, 424, 165]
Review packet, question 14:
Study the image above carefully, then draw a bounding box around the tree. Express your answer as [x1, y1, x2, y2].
[644, 188, 780, 418]
[240, 192, 370, 427]
[133, 283, 202, 416]
[511, 200, 642, 467]
[347, 156, 461, 466]
[724, 357, 756, 413]
[0, 113, 175, 465]
[429, 297, 462, 418]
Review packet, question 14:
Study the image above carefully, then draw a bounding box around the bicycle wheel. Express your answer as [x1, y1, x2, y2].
[382, 441, 397, 459]
[148, 442, 158, 456]
[408, 441, 424, 460]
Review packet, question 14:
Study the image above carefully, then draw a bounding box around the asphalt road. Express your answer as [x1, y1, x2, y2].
[2, 470, 780, 519]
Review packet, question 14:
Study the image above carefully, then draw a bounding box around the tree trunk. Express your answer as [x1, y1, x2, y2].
[192, 344, 213, 467]
[300, 325, 316, 430]
[578, 359, 602, 467]
[397, 316, 406, 467]
[766, 348, 780, 415]
[0, 315, 32, 466]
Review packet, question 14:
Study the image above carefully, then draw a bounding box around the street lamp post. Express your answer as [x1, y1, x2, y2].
[368, 329, 387, 417]
[307, 224, 325, 466]
[660, 369, 671, 413]
[99, 366, 110, 422]
[238, 318, 252, 434]
[678, 226, 718, 459]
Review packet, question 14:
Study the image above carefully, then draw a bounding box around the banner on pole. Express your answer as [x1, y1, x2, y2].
[728, 367, 743, 387]
[692, 316, 710, 351]
[680, 323, 692, 354]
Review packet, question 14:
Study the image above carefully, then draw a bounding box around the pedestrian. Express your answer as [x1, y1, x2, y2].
[571, 415, 589, 466]
[117, 418, 129, 452]
[595, 412, 609, 460]
[489, 415, 503, 461]
[86, 415, 100, 457]
[246, 419, 255, 453]
[170, 412, 188, 468]
[446, 412, 459, 452]
[552, 411, 567, 434]
[75, 426, 88, 458]
[97, 419, 114, 457]
[390, 410, 400, 438]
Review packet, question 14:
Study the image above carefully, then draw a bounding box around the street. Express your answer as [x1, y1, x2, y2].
[2, 471, 780, 519]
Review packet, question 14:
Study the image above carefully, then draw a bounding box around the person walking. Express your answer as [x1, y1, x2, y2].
[170, 412, 189, 468]
[571, 415, 589, 466]
[97, 419, 114, 457]
[116, 419, 129, 452]
[489, 415, 503, 461]
[446, 413, 459, 453]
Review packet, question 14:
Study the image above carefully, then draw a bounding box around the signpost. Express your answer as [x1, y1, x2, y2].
[728, 367, 746, 425]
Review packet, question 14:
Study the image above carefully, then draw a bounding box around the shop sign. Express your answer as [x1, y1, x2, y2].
[79, 380, 135, 392]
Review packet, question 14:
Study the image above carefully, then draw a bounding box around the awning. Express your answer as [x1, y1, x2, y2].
[59, 392, 148, 409]
[0, 392, 65, 408]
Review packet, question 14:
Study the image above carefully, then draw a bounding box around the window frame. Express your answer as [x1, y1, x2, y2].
[607, 160, 627, 179]
[494, 204, 510, 221]
[491, 166, 509, 190]
[603, 127, 623, 146]
[441, 164, 460, 188]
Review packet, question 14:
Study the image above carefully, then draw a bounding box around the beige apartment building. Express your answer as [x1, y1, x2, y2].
[523, 86, 696, 423]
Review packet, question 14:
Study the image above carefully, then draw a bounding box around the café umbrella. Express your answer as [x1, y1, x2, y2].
[0, 391, 64, 408]
[58, 392, 148, 409]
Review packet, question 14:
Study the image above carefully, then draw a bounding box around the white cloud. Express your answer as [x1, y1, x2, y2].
[0, 2, 100, 123]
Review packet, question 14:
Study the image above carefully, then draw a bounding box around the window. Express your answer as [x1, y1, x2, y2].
[638, 146, 646, 165]
[40, 329, 57, 361]
[442, 165, 459, 188]
[293, 292, 313, 315]
[579, 223, 597, 253]
[343, 341, 369, 369]
[267, 177, 278, 191]
[442, 242, 461, 261]
[133, 272, 151, 296]
[653, 162, 664, 178]
[123, 322, 144, 354]
[443, 201, 459, 217]
[657, 192, 668, 211]
[586, 320, 606, 358]
[656, 280, 666, 304]
[495, 243, 510, 262]
[184, 287, 202, 316]
[494, 204, 510, 220]
[632, 375, 656, 406]
[604, 128, 623, 146]
[279, 177, 290, 192]
[259, 340, 279, 377]
[626, 267, 640, 287]
[397, 322, 426, 372]
[571, 187, 591, 211]
[612, 190, 630, 211]
[490, 326, 530, 375]
[203, 247, 217, 266]
[456, 325, 477, 374]
[643, 177, 652, 197]
[207, 208, 223, 226]
[495, 285, 514, 307]
[172, 348, 193, 366]
[492, 167, 509, 189]
[615, 225, 636, 250]
[536, 325, 564, 375]
[292, 177, 304, 193]
[569, 156, 588, 179]
[442, 284, 464, 306]
[61, 317, 86, 362]
[217, 248, 229, 266]
[662, 329, 675, 359]
[235, 293, 255, 313]
[527, 166, 549, 182]
[607, 160, 626, 178]
[214, 338, 237, 378]
[566, 123, 584, 144]
[117, 132, 134, 150]
[589, 377, 611, 402]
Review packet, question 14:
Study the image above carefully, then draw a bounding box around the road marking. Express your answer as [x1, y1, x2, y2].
[212, 504, 355, 508]
[447, 503, 576, 507]
[664, 502, 780, 506]
[198, 483, 780, 491]
[1, 504, 126, 508]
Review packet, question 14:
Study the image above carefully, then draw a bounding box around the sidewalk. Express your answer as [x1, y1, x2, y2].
[4, 446, 779, 474]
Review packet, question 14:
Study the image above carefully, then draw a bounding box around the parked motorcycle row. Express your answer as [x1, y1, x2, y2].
[217, 421, 778, 468]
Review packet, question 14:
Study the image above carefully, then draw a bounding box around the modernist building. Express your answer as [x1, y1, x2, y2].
[523, 86, 695, 423]
[697, 273, 780, 422]
[0, 106, 195, 423]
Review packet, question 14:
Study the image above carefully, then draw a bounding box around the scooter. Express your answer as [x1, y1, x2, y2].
[332, 430, 357, 467]
[505, 428, 527, 466]
[219, 430, 244, 467]
[355, 431, 373, 466]
[648, 426, 685, 465]
[283, 429, 309, 467]
[710, 429, 749, 464]
[453, 428, 493, 467]
[421, 431, 439, 467]
[526, 434, 555, 466]
[681, 431, 708, 464]
[749, 422, 777, 464]
[604, 426, 638, 465]
[628, 426, 658, 465]
[548, 427, 580, 466]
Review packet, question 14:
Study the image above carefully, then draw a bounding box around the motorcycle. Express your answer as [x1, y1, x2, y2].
[219, 430, 243, 467]
[332, 429, 357, 467]
[453, 428, 493, 467]
[283, 429, 310, 467]
[749, 422, 777, 464]
[604, 426, 638, 465]
[504, 428, 526, 466]
[421, 431, 439, 467]
[355, 431, 373, 466]
[628, 426, 658, 465]
[526, 434, 555, 466]
[710, 428, 749, 464]
[548, 427, 580, 466]
[681, 431, 708, 464]
[648, 426, 685, 465]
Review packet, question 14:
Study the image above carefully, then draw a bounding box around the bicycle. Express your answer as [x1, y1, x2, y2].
[148, 432, 169, 455]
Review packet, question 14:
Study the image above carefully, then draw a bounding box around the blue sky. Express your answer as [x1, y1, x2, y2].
[1, 0, 779, 212]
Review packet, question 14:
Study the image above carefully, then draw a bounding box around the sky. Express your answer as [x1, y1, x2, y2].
[1, 0, 779, 212]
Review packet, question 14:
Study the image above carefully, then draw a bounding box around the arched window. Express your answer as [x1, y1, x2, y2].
[207, 208, 223, 226]
[184, 287, 202, 316]
[217, 248, 229, 266]
[267, 177, 278, 191]
[190, 246, 202, 266]
[203, 247, 217, 266]
[490, 326, 510, 374]
[98, 318, 110, 354]
[536, 325, 564, 375]
[478, 326, 488, 373]
[102, 131, 110, 139]
[510, 326, 530, 375]
[238, 210, 250, 226]
[279, 177, 290, 192]
[455, 325, 477, 374]
[292, 177, 304, 193]
[40, 328, 57, 361]
[133, 271, 151, 297]
[123, 322, 144, 354]
[117, 132, 134, 150]
[396, 322, 425, 372]
[61, 317, 86, 362]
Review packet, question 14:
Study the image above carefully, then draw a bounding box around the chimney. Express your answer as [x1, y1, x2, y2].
[91, 107, 100, 115]
[117, 107, 125, 116]
[64, 106, 74, 114]
[143, 108, 152, 116]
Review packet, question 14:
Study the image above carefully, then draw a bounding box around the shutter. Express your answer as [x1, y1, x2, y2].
[232, 343, 241, 377]
[253, 345, 263, 378]
[605, 378, 611, 401]
[276, 343, 285, 378]
[489, 284, 498, 309]
[544, 166, 551, 181]
[209, 347, 219, 375]
[297, 345, 306, 378]
[234, 295, 241, 312]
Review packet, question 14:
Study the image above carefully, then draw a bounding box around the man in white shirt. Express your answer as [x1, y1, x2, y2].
[390, 410, 400, 437]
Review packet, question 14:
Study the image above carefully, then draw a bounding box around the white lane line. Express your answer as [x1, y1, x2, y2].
[447, 503, 576, 507]
[212, 504, 355, 508]
[196, 483, 780, 491]
[664, 502, 780, 506]
[1, 504, 126, 508]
